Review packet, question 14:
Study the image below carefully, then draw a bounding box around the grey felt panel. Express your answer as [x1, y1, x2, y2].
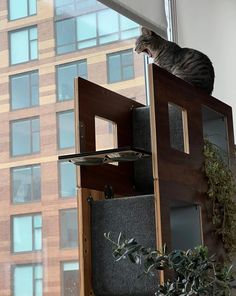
[132, 107, 153, 194]
[91, 195, 158, 296]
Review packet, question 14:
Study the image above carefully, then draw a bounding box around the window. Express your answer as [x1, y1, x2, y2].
[57, 60, 87, 101]
[107, 49, 134, 83]
[202, 105, 229, 162]
[57, 111, 75, 149]
[61, 261, 79, 296]
[10, 27, 38, 65]
[11, 117, 40, 156]
[11, 164, 41, 204]
[12, 213, 42, 252]
[55, 8, 139, 54]
[10, 71, 39, 110]
[13, 264, 43, 296]
[168, 103, 189, 153]
[9, 0, 37, 20]
[59, 161, 76, 198]
[60, 209, 78, 248]
[55, 0, 97, 16]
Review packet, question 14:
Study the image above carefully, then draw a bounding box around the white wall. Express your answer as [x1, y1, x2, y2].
[176, 0, 236, 134]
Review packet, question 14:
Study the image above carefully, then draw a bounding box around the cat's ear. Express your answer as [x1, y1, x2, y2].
[141, 27, 152, 36]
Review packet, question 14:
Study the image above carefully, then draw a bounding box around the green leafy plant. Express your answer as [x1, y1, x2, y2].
[105, 232, 234, 296]
[203, 140, 236, 258]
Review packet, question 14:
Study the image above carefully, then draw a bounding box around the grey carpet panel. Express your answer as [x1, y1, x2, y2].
[91, 195, 158, 296]
[132, 107, 153, 194]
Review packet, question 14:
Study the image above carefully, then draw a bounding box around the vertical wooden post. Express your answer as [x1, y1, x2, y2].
[148, 64, 164, 284]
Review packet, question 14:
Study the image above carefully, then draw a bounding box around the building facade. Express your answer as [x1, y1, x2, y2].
[0, 0, 146, 295]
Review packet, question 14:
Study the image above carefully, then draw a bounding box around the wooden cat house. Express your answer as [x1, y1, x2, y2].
[59, 64, 235, 296]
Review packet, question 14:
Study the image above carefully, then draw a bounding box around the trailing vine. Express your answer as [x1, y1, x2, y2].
[203, 139, 236, 259]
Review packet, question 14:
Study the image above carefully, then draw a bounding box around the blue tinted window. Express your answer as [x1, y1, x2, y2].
[9, 0, 36, 20]
[57, 60, 87, 101]
[11, 117, 40, 156]
[11, 71, 39, 110]
[57, 111, 75, 149]
[13, 264, 42, 296]
[12, 165, 41, 204]
[12, 214, 42, 252]
[59, 161, 76, 198]
[56, 18, 76, 54]
[55, 8, 139, 54]
[108, 49, 134, 83]
[60, 209, 78, 248]
[10, 27, 38, 65]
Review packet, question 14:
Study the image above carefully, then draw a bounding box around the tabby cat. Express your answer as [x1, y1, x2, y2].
[135, 27, 215, 94]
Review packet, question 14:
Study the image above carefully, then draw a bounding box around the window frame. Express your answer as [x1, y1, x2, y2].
[55, 8, 139, 55]
[58, 161, 77, 199]
[56, 59, 87, 101]
[11, 164, 41, 204]
[56, 110, 75, 150]
[60, 261, 79, 296]
[59, 208, 78, 249]
[10, 70, 39, 111]
[168, 102, 190, 154]
[107, 49, 135, 84]
[11, 263, 43, 296]
[11, 212, 42, 253]
[9, 26, 38, 65]
[8, 0, 37, 21]
[10, 116, 40, 157]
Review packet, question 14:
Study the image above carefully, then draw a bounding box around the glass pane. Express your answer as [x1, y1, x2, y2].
[78, 39, 96, 49]
[121, 28, 140, 40]
[29, 0, 37, 15]
[34, 228, 42, 250]
[30, 40, 38, 60]
[57, 63, 77, 101]
[33, 165, 41, 201]
[9, 0, 28, 20]
[12, 166, 32, 203]
[108, 54, 121, 83]
[35, 280, 43, 296]
[10, 30, 29, 65]
[31, 72, 39, 106]
[11, 74, 30, 110]
[77, 13, 96, 42]
[30, 27, 37, 40]
[168, 103, 189, 153]
[14, 266, 33, 295]
[13, 216, 33, 252]
[56, 18, 76, 54]
[12, 120, 31, 156]
[98, 10, 118, 36]
[123, 65, 134, 80]
[60, 162, 76, 198]
[120, 15, 138, 31]
[202, 106, 229, 162]
[34, 214, 42, 228]
[58, 111, 75, 149]
[35, 265, 43, 279]
[60, 209, 78, 248]
[78, 61, 87, 79]
[63, 262, 79, 271]
[63, 268, 79, 296]
[99, 33, 119, 45]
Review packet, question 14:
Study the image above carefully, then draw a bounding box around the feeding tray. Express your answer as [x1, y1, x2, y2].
[58, 147, 151, 166]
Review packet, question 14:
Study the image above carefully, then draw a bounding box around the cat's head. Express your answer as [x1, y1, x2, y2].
[135, 27, 159, 58]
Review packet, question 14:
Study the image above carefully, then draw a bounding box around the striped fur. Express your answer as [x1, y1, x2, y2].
[135, 28, 215, 94]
